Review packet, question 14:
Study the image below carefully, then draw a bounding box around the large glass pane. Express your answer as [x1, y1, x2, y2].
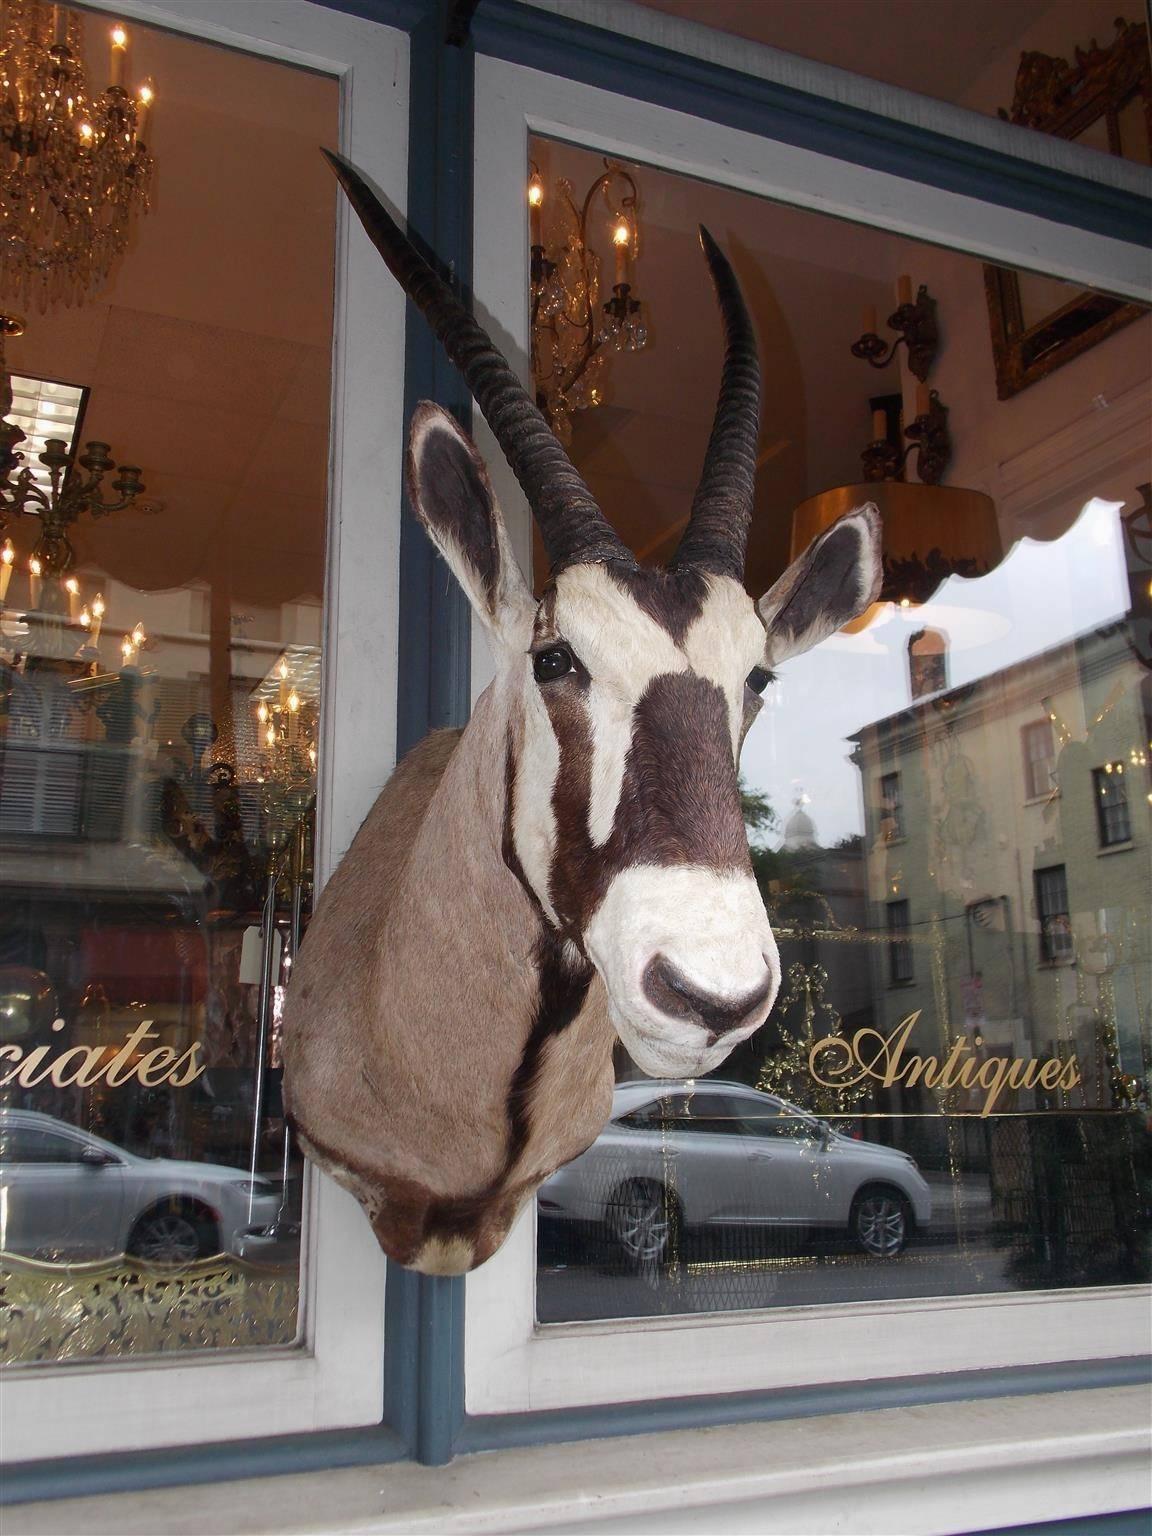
[0, 4, 338, 1363]
[529, 137, 1151, 1323]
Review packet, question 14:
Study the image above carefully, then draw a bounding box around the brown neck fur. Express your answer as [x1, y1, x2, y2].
[283, 684, 615, 1273]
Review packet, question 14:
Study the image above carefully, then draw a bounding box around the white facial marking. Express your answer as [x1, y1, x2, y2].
[586, 682, 633, 848]
[549, 566, 688, 849]
[513, 684, 560, 925]
[682, 576, 769, 753]
[585, 865, 779, 1079]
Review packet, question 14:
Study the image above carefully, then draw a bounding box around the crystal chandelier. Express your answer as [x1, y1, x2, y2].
[0, 3, 156, 311]
[529, 159, 648, 443]
[0, 315, 158, 577]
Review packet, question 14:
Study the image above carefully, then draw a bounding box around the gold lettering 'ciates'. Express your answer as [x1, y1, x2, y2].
[0, 1019, 206, 1092]
[808, 1012, 1081, 1117]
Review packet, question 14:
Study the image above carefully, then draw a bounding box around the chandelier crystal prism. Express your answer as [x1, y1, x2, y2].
[0, 2, 156, 311]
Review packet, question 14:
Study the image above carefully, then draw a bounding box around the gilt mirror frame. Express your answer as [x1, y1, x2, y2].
[984, 17, 1151, 400]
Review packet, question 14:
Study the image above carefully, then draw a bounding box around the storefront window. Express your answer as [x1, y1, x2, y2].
[528, 138, 1150, 1326]
[0, 4, 338, 1364]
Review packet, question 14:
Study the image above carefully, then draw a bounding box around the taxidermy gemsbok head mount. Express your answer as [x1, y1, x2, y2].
[282, 151, 882, 1274]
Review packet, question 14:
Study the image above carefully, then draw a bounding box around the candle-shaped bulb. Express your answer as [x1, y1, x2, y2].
[80, 606, 91, 628]
[527, 176, 543, 208]
[288, 690, 300, 713]
[92, 593, 105, 617]
[265, 725, 276, 747]
[613, 217, 630, 285]
[29, 555, 42, 577]
[0, 539, 12, 602]
[131, 621, 145, 647]
[65, 576, 79, 595]
[278, 658, 289, 679]
[121, 635, 133, 662]
[257, 701, 269, 723]
[110, 25, 128, 87]
[1, 539, 12, 566]
[78, 122, 93, 144]
[528, 172, 543, 245]
[136, 79, 154, 140]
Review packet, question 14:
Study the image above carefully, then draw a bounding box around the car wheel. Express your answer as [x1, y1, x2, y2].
[127, 1201, 217, 1266]
[606, 1179, 679, 1268]
[850, 1186, 910, 1258]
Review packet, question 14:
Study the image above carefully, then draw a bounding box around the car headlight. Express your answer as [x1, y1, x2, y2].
[231, 1178, 277, 1197]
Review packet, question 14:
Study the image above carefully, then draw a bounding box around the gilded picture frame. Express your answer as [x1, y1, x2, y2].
[985, 18, 1151, 401]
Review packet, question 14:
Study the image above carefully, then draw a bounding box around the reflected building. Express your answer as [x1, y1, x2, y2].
[850, 621, 1150, 1117]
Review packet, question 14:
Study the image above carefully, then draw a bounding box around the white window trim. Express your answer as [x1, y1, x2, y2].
[465, 51, 1152, 1418]
[1, 0, 406, 1461]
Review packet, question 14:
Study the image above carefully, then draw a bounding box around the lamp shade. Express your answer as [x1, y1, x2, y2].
[791, 482, 1001, 605]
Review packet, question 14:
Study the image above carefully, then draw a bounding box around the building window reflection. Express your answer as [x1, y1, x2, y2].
[886, 898, 914, 983]
[1035, 864, 1074, 964]
[1093, 763, 1132, 847]
[1022, 719, 1058, 800]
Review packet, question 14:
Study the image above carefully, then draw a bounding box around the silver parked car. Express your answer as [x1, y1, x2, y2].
[0, 1109, 283, 1265]
[539, 1080, 932, 1264]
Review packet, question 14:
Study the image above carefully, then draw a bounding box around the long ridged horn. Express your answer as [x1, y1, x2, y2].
[322, 149, 632, 573]
[670, 226, 761, 581]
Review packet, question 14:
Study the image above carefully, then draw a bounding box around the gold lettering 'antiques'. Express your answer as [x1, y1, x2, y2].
[809, 1012, 1081, 1117]
[0, 1019, 206, 1091]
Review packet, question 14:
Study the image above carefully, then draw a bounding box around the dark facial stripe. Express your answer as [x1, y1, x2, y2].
[503, 927, 593, 1172]
[501, 731, 594, 1166]
[542, 671, 752, 936]
[603, 564, 711, 644]
[614, 673, 749, 870]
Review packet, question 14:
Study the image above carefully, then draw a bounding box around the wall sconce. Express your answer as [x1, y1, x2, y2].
[862, 388, 952, 487]
[851, 277, 939, 382]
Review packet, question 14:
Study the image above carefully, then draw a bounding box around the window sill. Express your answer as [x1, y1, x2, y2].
[1098, 840, 1136, 856]
[6, 1386, 1148, 1535]
[1023, 792, 1059, 807]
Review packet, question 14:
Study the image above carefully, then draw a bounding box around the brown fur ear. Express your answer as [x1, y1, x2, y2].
[407, 402, 533, 640]
[756, 504, 882, 666]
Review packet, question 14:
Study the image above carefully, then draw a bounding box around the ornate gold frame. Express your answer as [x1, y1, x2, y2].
[984, 18, 1150, 401]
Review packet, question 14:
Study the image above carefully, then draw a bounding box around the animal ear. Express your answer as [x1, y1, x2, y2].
[756, 504, 882, 665]
[407, 401, 534, 643]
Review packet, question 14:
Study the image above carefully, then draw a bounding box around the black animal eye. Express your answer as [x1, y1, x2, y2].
[533, 646, 575, 684]
[746, 665, 773, 694]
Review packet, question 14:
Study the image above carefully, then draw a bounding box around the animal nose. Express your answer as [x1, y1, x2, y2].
[642, 955, 774, 1041]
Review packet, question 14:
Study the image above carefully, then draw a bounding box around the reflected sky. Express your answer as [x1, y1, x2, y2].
[741, 498, 1132, 847]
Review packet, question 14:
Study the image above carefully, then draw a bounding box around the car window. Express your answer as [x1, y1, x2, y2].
[739, 1100, 822, 1141]
[0, 1125, 91, 1163]
[617, 1092, 750, 1136]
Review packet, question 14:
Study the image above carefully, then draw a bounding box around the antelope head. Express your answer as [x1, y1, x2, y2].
[326, 153, 881, 1085]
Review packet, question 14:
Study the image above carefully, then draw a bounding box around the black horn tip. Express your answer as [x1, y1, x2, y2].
[320, 146, 373, 203]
